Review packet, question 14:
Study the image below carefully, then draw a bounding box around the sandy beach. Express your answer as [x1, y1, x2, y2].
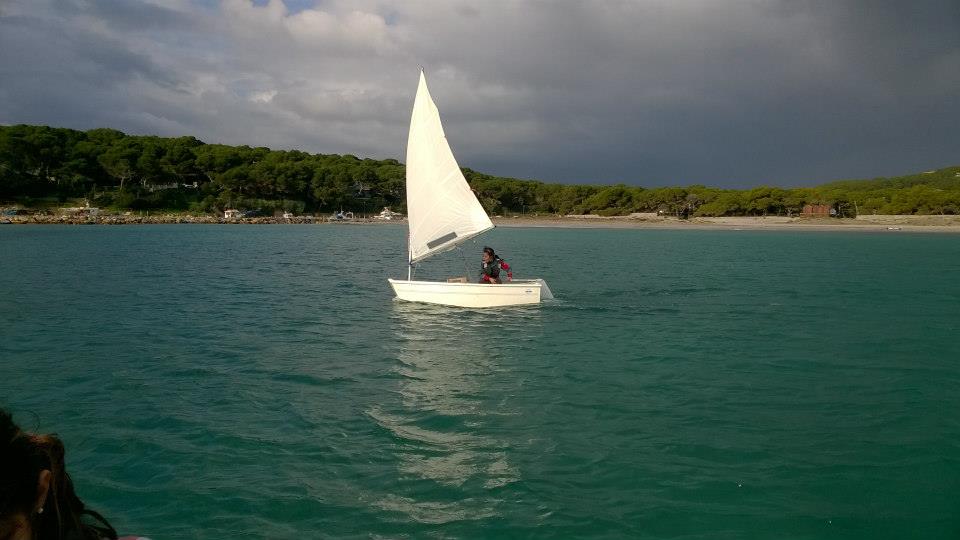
[493, 214, 960, 233]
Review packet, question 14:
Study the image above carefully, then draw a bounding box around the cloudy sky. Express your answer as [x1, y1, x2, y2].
[0, 0, 957, 187]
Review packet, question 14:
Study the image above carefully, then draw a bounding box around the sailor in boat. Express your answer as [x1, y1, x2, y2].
[479, 246, 512, 284]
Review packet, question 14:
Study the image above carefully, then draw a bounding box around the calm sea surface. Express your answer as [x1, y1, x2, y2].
[1, 224, 958, 539]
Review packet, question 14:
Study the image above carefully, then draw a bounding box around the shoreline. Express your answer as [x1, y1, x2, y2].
[3, 214, 960, 233]
[493, 215, 960, 233]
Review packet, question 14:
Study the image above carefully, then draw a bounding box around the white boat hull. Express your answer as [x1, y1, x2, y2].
[388, 278, 552, 308]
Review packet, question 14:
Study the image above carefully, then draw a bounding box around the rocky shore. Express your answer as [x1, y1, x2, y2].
[2, 214, 388, 225]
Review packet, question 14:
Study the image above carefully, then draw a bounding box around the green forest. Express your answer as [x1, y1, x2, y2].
[2, 124, 958, 217]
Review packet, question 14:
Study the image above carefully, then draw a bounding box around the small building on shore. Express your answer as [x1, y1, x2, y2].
[801, 204, 833, 217]
[224, 209, 242, 219]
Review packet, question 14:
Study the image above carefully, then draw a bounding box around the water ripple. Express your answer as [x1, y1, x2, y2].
[1, 226, 959, 538]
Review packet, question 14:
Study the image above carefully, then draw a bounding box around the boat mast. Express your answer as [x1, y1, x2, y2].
[407, 229, 412, 280]
[408, 66, 421, 283]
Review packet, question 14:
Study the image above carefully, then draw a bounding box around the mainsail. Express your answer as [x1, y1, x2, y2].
[405, 70, 493, 263]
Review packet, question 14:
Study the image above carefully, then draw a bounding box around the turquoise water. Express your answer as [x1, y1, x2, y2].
[1, 225, 958, 539]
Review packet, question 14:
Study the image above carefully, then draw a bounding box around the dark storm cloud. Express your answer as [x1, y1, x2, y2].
[0, 0, 957, 187]
[0, 3, 187, 133]
[431, 0, 960, 187]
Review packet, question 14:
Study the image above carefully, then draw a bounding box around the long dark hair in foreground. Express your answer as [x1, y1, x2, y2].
[0, 409, 117, 540]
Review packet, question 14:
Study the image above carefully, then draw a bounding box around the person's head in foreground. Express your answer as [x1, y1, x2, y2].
[482, 246, 496, 263]
[0, 409, 117, 540]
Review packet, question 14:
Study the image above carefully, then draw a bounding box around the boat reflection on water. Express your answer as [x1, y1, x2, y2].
[367, 301, 543, 524]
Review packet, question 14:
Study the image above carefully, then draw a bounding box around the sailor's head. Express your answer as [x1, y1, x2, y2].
[482, 246, 495, 262]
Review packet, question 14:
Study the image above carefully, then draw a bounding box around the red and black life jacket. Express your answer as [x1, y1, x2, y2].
[481, 257, 513, 283]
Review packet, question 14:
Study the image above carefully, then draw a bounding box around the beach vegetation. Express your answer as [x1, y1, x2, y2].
[2, 124, 959, 217]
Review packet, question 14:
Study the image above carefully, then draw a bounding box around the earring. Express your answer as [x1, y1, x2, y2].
[38, 507, 44, 515]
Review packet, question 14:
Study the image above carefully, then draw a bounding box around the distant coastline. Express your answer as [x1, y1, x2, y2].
[4, 213, 960, 233]
[3, 125, 960, 223]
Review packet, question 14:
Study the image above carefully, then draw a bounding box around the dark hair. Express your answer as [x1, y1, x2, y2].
[483, 246, 495, 257]
[0, 409, 117, 540]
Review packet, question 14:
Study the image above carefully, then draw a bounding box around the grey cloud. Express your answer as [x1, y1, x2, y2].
[61, 0, 198, 32]
[0, 0, 957, 187]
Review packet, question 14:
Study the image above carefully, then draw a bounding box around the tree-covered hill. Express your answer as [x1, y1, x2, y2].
[1, 124, 958, 216]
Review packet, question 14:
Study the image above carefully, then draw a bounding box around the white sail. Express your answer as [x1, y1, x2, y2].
[405, 71, 493, 263]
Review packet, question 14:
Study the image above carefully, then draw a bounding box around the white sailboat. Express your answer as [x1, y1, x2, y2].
[388, 70, 553, 308]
